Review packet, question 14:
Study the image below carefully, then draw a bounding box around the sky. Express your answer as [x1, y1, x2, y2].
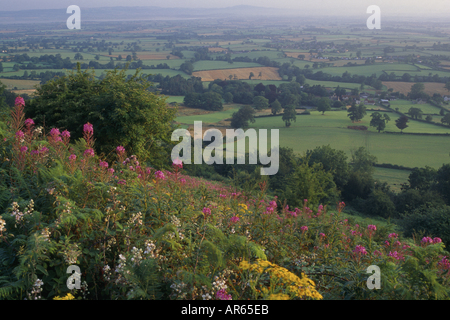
[3, 0, 450, 18]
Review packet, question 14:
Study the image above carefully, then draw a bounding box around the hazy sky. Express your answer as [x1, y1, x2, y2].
[3, 0, 450, 17]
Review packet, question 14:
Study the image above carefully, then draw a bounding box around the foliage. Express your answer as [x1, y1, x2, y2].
[369, 112, 391, 133]
[347, 102, 366, 122]
[395, 115, 409, 133]
[230, 105, 255, 129]
[25, 64, 177, 167]
[1, 99, 450, 300]
[282, 105, 296, 127]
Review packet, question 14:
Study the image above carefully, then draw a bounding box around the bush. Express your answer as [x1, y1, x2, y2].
[400, 206, 450, 248]
[25, 65, 177, 168]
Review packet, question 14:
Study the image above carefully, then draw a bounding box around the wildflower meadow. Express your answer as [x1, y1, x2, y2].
[0, 97, 449, 300]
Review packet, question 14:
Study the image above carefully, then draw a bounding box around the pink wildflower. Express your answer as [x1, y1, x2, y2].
[172, 158, 183, 170]
[300, 226, 308, 232]
[368, 225, 377, 231]
[61, 130, 70, 138]
[118, 179, 126, 185]
[16, 130, 25, 140]
[24, 118, 34, 127]
[108, 168, 115, 174]
[388, 233, 398, 239]
[230, 216, 239, 223]
[83, 148, 95, 157]
[421, 237, 433, 244]
[433, 237, 442, 244]
[100, 161, 109, 168]
[154, 170, 165, 180]
[216, 289, 232, 300]
[15, 96, 25, 107]
[39, 146, 49, 154]
[180, 178, 186, 183]
[116, 146, 125, 154]
[353, 245, 368, 255]
[49, 128, 60, 137]
[319, 233, 326, 238]
[202, 207, 211, 216]
[83, 123, 94, 134]
[69, 154, 77, 161]
[20, 146, 28, 153]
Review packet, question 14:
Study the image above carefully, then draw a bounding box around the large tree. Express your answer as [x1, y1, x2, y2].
[230, 105, 255, 129]
[305, 144, 350, 190]
[252, 96, 269, 111]
[395, 115, 409, 133]
[347, 102, 366, 122]
[25, 64, 177, 167]
[282, 105, 297, 127]
[370, 112, 390, 133]
[408, 82, 426, 100]
[408, 107, 423, 120]
[441, 113, 450, 125]
[316, 97, 331, 115]
[270, 99, 282, 115]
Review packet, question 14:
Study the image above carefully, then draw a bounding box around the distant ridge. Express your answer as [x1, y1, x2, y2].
[0, 5, 298, 23]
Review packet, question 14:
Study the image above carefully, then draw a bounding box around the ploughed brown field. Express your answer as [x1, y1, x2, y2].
[208, 47, 228, 52]
[382, 81, 449, 96]
[192, 67, 281, 81]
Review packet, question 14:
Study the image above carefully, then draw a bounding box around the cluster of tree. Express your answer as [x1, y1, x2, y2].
[158, 75, 203, 95]
[183, 92, 223, 111]
[179, 61, 194, 75]
[3, 70, 67, 84]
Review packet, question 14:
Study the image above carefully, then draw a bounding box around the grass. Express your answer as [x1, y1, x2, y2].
[0, 79, 40, 90]
[176, 105, 241, 125]
[193, 61, 261, 71]
[223, 110, 450, 169]
[389, 100, 442, 115]
[373, 167, 411, 193]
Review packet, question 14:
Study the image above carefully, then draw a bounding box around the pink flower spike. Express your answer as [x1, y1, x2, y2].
[116, 146, 125, 154]
[154, 170, 165, 180]
[202, 207, 211, 216]
[24, 118, 34, 127]
[49, 128, 60, 137]
[61, 130, 70, 138]
[83, 123, 94, 134]
[15, 96, 25, 107]
[83, 148, 95, 157]
[69, 154, 77, 161]
[20, 146, 28, 153]
[172, 158, 183, 169]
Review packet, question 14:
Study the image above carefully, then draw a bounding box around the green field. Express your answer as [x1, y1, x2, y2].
[389, 100, 442, 115]
[373, 167, 411, 193]
[223, 111, 450, 169]
[176, 105, 241, 124]
[193, 61, 262, 71]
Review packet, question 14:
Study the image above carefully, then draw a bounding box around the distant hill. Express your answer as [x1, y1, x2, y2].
[0, 5, 298, 24]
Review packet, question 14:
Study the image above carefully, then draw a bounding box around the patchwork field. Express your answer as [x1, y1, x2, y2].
[107, 53, 180, 60]
[192, 67, 281, 82]
[0, 79, 41, 90]
[382, 81, 450, 96]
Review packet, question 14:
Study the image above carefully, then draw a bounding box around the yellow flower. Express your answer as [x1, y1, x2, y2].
[239, 259, 322, 300]
[238, 203, 248, 210]
[53, 293, 75, 300]
[269, 293, 290, 300]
